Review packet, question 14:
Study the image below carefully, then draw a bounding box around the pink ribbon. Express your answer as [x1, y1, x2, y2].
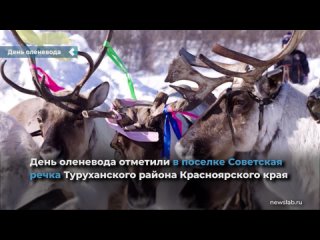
[104, 105, 199, 143]
[166, 105, 199, 134]
[105, 117, 159, 142]
[32, 64, 65, 92]
[104, 100, 159, 142]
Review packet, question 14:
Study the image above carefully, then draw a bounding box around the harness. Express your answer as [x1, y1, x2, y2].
[214, 86, 282, 144]
[211, 86, 281, 210]
[247, 86, 282, 131]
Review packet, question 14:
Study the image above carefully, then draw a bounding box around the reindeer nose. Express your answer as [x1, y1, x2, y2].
[40, 146, 62, 161]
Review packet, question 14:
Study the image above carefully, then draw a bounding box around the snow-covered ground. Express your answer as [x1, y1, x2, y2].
[0, 30, 319, 112]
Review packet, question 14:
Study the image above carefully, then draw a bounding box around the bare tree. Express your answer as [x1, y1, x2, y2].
[57, 30, 320, 73]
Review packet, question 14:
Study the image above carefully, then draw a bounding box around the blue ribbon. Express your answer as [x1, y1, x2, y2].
[162, 106, 182, 159]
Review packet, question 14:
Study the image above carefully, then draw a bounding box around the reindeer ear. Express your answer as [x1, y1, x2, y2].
[259, 69, 283, 97]
[87, 82, 110, 109]
[144, 92, 168, 128]
[150, 92, 169, 117]
[112, 99, 123, 109]
[267, 68, 283, 85]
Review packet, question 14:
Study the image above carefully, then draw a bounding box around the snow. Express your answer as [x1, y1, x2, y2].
[0, 30, 319, 112]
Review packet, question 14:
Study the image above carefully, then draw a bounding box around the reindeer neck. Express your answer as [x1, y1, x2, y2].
[252, 84, 320, 208]
[253, 83, 306, 154]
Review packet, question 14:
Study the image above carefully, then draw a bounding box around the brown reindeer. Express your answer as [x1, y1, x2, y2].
[104, 53, 235, 209]
[1, 30, 127, 209]
[3, 30, 118, 161]
[175, 31, 319, 209]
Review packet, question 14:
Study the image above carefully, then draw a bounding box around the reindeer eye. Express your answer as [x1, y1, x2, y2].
[233, 99, 246, 105]
[37, 117, 43, 124]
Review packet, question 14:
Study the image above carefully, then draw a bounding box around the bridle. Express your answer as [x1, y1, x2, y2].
[247, 86, 282, 130]
[207, 86, 282, 145]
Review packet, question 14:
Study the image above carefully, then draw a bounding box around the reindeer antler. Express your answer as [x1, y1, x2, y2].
[166, 31, 306, 111]
[1, 30, 114, 112]
[202, 30, 307, 85]
[164, 53, 236, 111]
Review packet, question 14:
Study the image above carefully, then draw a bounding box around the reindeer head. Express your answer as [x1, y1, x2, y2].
[1, 30, 115, 160]
[172, 31, 306, 208]
[35, 84, 110, 160]
[109, 94, 167, 208]
[175, 30, 306, 160]
[107, 55, 232, 208]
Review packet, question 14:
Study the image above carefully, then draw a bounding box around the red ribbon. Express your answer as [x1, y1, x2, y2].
[32, 64, 64, 92]
[166, 105, 199, 134]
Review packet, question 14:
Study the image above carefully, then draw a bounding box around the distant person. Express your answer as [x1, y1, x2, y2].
[274, 32, 310, 85]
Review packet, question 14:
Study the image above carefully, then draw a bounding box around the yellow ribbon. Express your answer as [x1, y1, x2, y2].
[16, 30, 71, 46]
[16, 30, 72, 61]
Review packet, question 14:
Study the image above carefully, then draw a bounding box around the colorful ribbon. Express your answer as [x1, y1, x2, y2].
[105, 117, 159, 142]
[162, 105, 199, 159]
[17, 30, 71, 46]
[103, 40, 137, 100]
[32, 65, 65, 92]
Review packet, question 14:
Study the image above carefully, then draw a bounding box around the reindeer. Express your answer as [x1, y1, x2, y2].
[1, 30, 126, 209]
[105, 49, 263, 210]
[98, 51, 235, 209]
[307, 84, 320, 123]
[0, 111, 40, 209]
[173, 30, 319, 209]
[107, 94, 209, 209]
